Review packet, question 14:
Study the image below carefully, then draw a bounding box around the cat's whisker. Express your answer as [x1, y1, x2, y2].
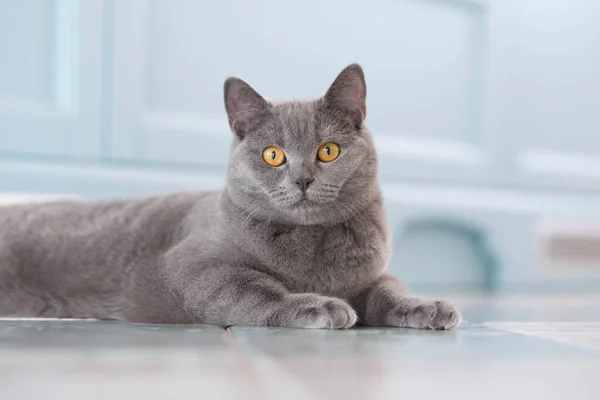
[336, 195, 369, 235]
[236, 188, 286, 237]
[329, 201, 351, 245]
[265, 208, 278, 233]
[236, 195, 275, 237]
[345, 199, 370, 234]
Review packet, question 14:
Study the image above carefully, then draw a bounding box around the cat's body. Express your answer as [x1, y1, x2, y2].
[0, 190, 386, 325]
[0, 65, 461, 329]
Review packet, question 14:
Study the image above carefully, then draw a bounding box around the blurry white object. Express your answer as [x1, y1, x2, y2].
[0, 193, 80, 206]
[536, 218, 600, 273]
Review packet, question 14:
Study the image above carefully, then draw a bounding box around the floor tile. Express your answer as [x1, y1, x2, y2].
[0, 320, 260, 400]
[228, 324, 600, 400]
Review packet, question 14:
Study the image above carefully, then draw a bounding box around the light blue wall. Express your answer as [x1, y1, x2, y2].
[1, 0, 600, 291]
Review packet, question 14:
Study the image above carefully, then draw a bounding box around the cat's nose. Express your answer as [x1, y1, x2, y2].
[295, 178, 313, 193]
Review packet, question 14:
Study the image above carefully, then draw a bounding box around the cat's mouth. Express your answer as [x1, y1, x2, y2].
[292, 196, 332, 208]
[294, 197, 311, 206]
[276, 191, 337, 210]
[287, 196, 318, 210]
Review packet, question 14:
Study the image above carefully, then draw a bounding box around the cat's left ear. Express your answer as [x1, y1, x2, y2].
[324, 63, 367, 125]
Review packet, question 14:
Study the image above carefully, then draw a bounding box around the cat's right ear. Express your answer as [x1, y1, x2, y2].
[224, 77, 270, 138]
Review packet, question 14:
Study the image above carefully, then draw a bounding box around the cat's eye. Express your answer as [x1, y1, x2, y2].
[317, 142, 340, 163]
[262, 146, 286, 167]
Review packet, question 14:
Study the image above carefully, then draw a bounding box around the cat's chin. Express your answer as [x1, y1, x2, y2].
[278, 199, 347, 226]
[286, 198, 316, 214]
[290, 197, 331, 212]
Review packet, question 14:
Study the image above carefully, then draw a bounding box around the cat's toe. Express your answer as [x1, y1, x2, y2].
[294, 297, 357, 329]
[403, 300, 438, 329]
[322, 298, 357, 329]
[388, 297, 461, 330]
[386, 298, 436, 328]
[431, 300, 461, 330]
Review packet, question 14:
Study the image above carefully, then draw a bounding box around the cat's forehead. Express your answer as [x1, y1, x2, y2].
[271, 99, 320, 124]
[261, 99, 339, 145]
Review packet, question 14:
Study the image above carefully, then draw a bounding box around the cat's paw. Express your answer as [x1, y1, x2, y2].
[389, 298, 461, 330]
[274, 294, 357, 329]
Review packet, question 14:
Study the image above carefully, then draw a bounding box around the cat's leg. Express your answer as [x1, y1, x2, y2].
[169, 264, 357, 329]
[351, 275, 461, 330]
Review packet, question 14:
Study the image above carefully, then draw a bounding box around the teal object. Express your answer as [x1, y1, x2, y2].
[403, 219, 501, 291]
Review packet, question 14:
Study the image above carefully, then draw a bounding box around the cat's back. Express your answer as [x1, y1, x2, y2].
[0, 191, 220, 318]
[0, 191, 216, 247]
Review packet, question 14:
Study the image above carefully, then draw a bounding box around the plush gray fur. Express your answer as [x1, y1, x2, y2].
[0, 65, 461, 329]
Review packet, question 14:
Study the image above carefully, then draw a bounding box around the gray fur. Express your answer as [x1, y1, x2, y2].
[0, 64, 461, 329]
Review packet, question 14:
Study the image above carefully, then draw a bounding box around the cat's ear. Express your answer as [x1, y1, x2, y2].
[324, 63, 367, 125]
[224, 77, 270, 138]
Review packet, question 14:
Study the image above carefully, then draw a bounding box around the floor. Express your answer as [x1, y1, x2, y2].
[1, 293, 599, 400]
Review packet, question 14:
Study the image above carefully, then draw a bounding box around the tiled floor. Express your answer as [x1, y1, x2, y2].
[1, 294, 599, 400]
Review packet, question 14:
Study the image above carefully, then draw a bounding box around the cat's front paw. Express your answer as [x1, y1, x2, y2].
[389, 298, 461, 330]
[273, 294, 357, 329]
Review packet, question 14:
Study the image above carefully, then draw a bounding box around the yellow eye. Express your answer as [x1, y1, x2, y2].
[262, 146, 286, 167]
[317, 142, 340, 163]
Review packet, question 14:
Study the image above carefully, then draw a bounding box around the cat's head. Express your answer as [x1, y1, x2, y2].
[224, 64, 378, 226]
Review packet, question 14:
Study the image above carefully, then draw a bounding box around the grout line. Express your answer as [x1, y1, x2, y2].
[224, 328, 313, 400]
[221, 329, 271, 400]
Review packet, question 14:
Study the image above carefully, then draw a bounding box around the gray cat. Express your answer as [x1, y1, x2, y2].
[0, 64, 460, 330]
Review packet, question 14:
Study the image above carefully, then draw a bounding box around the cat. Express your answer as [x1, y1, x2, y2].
[0, 64, 461, 329]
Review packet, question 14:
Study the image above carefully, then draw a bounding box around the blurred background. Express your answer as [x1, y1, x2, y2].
[1, 0, 600, 293]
